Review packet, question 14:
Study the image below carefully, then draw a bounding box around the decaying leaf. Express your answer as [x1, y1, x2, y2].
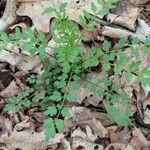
[0, 50, 42, 72]
[71, 126, 103, 150]
[107, 6, 139, 31]
[16, 0, 99, 32]
[130, 0, 150, 5]
[0, 80, 26, 98]
[0, 116, 64, 150]
[69, 107, 108, 138]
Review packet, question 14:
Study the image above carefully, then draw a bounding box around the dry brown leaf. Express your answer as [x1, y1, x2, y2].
[62, 138, 72, 150]
[1, 129, 64, 150]
[102, 26, 132, 39]
[105, 143, 134, 150]
[0, 0, 17, 30]
[74, 72, 107, 106]
[109, 128, 131, 144]
[0, 80, 26, 98]
[16, 1, 53, 33]
[10, 22, 28, 32]
[0, 115, 64, 150]
[107, 6, 139, 31]
[16, 0, 100, 33]
[130, 0, 150, 5]
[130, 128, 150, 150]
[71, 127, 103, 150]
[0, 50, 42, 72]
[70, 107, 108, 138]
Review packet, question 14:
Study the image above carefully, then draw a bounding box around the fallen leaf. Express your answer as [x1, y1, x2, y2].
[107, 6, 139, 31]
[0, 80, 26, 98]
[16, 0, 100, 33]
[0, 50, 42, 72]
[71, 127, 103, 150]
[130, 0, 150, 5]
[130, 128, 150, 149]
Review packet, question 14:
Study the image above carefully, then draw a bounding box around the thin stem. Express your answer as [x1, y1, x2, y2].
[56, 69, 73, 119]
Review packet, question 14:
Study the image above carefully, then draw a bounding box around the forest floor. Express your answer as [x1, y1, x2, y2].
[0, 0, 150, 150]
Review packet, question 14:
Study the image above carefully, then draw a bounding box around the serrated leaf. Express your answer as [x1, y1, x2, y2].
[103, 63, 110, 71]
[131, 48, 139, 57]
[44, 7, 54, 14]
[138, 69, 150, 87]
[132, 37, 139, 45]
[44, 118, 56, 140]
[98, 10, 109, 16]
[103, 40, 111, 50]
[91, 2, 97, 13]
[129, 61, 141, 72]
[49, 91, 62, 102]
[118, 37, 126, 48]
[55, 119, 64, 133]
[66, 92, 76, 102]
[44, 106, 57, 116]
[61, 107, 70, 118]
[59, 2, 67, 13]
[105, 104, 131, 126]
[114, 65, 122, 76]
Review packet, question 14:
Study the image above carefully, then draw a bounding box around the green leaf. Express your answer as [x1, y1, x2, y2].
[44, 118, 56, 140]
[114, 65, 122, 76]
[49, 91, 62, 102]
[144, 39, 150, 46]
[138, 69, 150, 87]
[129, 61, 141, 72]
[44, 106, 57, 116]
[144, 46, 150, 55]
[44, 7, 54, 14]
[131, 48, 139, 57]
[118, 37, 126, 48]
[61, 107, 70, 118]
[103, 40, 111, 50]
[124, 70, 132, 82]
[70, 81, 81, 90]
[66, 92, 76, 102]
[59, 2, 67, 13]
[105, 104, 131, 126]
[91, 2, 97, 13]
[103, 63, 110, 71]
[55, 119, 64, 133]
[131, 37, 139, 45]
[98, 10, 109, 16]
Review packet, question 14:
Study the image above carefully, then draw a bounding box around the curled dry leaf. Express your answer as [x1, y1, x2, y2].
[134, 19, 150, 42]
[102, 26, 132, 39]
[0, 0, 17, 30]
[103, 13, 150, 42]
[0, 50, 42, 72]
[106, 6, 139, 31]
[10, 22, 28, 32]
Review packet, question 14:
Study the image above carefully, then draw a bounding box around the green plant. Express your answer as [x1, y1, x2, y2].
[1, 1, 150, 140]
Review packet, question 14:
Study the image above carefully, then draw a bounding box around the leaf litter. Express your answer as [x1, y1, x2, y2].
[0, 0, 150, 149]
